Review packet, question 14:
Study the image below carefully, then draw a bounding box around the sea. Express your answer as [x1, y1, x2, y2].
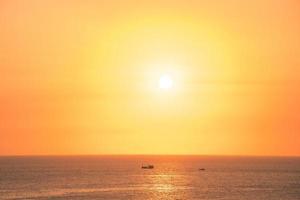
[0, 156, 299, 200]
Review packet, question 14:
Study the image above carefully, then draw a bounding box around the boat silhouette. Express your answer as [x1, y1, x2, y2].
[141, 165, 154, 169]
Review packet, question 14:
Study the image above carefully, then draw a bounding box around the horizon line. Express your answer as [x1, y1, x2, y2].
[1, 154, 299, 158]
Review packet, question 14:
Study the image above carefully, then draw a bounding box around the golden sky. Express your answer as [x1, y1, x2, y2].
[0, 0, 300, 156]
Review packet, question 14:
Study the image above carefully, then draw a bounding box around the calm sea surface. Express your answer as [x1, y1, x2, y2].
[0, 156, 299, 200]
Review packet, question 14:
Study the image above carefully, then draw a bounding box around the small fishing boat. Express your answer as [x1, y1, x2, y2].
[141, 165, 154, 169]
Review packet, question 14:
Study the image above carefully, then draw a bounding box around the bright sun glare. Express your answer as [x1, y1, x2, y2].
[159, 74, 173, 89]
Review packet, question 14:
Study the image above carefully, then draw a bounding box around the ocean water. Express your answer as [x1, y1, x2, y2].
[0, 156, 299, 200]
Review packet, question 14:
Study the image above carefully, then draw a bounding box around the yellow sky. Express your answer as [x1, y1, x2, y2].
[0, 0, 300, 156]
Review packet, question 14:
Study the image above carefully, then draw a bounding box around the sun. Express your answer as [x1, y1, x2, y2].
[159, 74, 173, 89]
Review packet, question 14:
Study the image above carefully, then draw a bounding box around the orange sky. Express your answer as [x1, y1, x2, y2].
[0, 0, 300, 156]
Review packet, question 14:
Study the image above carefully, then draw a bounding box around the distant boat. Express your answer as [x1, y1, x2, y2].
[141, 165, 154, 169]
[199, 168, 205, 171]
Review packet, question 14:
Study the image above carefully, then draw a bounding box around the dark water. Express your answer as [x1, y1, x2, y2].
[0, 156, 299, 200]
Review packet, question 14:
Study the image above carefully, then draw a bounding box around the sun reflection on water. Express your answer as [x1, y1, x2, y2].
[149, 174, 176, 192]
